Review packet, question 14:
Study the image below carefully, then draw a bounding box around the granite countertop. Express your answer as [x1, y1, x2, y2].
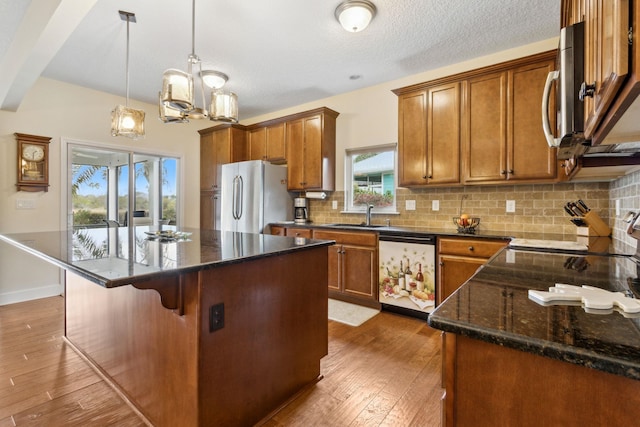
[0, 226, 333, 288]
[275, 222, 633, 255]
[428, 247, 640, 380]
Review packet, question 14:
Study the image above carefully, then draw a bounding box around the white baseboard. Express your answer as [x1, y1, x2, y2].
[0, 284, 63, 306]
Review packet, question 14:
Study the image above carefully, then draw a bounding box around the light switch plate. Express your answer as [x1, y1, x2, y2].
[332, 200, 338, 210]
[432, 200, 440, 211]
[406, 200, 416, 211]
[506, 200, 516, 213]
[16, 199, 36, 209]
[616, 199, 620, 217]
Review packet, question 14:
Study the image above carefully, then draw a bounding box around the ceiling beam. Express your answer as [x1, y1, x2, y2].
[0, 0, 97, 111]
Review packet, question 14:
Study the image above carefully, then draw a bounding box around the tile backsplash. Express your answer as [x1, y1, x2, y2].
[308, 182, 612, 235]
[609, 170, 640, 252]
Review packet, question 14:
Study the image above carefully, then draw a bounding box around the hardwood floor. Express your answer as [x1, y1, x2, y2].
[0, 297, 442, 426]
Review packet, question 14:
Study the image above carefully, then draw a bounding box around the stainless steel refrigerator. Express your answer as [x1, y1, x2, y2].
[220, 160, 292, 233]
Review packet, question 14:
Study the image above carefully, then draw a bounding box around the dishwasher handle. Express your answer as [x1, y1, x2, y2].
[379, 234, 436, 245]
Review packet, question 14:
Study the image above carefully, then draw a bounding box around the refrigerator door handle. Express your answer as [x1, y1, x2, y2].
[232, 176, 240, 220]
[237, 175, 244, 220]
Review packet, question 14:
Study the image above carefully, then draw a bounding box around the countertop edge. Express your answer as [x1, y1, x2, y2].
[428, 311, 640, 381]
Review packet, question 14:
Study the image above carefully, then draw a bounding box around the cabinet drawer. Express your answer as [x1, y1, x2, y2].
[438, 238, 507, 258]
[285, 227, 313, 238]
[313, 230, 377, 247]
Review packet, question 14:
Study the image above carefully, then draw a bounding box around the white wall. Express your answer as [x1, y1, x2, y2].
[0, 38, 557, 304]
[0, 77, 209, 304]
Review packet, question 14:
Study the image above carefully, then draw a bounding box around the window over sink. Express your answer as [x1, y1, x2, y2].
[344, 144, 397, 214]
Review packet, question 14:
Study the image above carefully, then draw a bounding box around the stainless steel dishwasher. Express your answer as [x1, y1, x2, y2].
[378, 233, 436, 320]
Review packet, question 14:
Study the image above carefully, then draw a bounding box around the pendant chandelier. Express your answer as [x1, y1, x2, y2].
[111, 10, 145, 139]
[159, 0, 238, 123]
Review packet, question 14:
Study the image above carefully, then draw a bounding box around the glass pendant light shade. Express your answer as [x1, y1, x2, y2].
[161, 68, 194, 111]
[335, 0, 377, 32]
[158, 92, 188, 123]
[111, 105, 145, 139]
[112, 10, 145, 140]
[210, 90, 238, 123]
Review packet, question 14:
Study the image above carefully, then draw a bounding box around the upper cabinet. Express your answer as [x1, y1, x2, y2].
[198, 124, 248, 230]
[394, 51, 558, 187]
[285, 107, 339, 192]
[566, 0, 630, 140]
[463, 54, 558, 184]
[563, 0, 640, 145]
[247, 122, 286, 164]
[396, 83, 461, 186]
[199, 124, 248, 191]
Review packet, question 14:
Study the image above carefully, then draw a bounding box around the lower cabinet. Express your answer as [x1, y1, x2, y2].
[271, 226, 379, 308]
[314, 229, 379, 308]
[436, 237, 508, 305]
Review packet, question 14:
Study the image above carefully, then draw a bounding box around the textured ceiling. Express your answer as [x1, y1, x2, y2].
[0, 0, 560, 120]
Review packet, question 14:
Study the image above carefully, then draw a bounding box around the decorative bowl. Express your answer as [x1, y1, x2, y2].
[453, 216, 480, 234]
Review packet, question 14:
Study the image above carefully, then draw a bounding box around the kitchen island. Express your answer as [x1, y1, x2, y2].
[0, 227, 333, 427]
[428, 247, 640, 426]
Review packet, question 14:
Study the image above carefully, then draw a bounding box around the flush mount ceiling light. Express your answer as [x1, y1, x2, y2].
[335, 0, 377, 33]
[200, 70, 228, 89]
[111, 10, 145, 139]
[159, 0, 238, 123]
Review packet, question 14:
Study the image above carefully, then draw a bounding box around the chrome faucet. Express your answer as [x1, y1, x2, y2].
[365, 204, 374, 226]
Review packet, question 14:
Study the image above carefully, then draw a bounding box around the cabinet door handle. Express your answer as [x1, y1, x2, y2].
[508, 169, 514, 174]
[439, 262, 444, 266]
[579, 81, 596, 101]
[500, 170, 506, 175]
[428, 175, 433, 179]
[422, 175, 427, 179]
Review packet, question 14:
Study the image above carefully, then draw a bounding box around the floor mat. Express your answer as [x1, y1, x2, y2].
[328, 298, 380, 327]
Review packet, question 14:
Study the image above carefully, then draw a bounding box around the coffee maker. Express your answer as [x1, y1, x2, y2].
[294, 197, 308, 224]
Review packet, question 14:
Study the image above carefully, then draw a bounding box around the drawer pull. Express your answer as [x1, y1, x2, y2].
[468, 246, 474, 251]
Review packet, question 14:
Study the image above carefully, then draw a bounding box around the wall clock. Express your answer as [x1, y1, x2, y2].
[16, 133, 51, 192]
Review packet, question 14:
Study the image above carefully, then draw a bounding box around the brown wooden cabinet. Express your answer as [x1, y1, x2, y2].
[248, 122, 286, 164]
[313, 229, 378, 307]
[285, 107, 339, 192]
[462, 54, 558, 184]
[443, 333, 640, 427]
[562, 0, 635, 145]
[396, 83, 461, 186]
[198, 124, 248, 230]
[271, 225, 379, 308]
[436, 237, 507, 304]
[395, 52, 558, 187]
[284, 227, 313, 238]
[270, 225, 285, 236]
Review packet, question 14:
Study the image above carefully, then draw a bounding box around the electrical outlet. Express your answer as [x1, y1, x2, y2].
[332, 200, 338, 210]
[406, 200, 416, 211]
[506, 200, 516, 213]
[209, 303, 225, 332]
[432, 200, 440, 211]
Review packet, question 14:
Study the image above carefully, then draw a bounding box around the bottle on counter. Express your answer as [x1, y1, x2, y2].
[404, 260, 413, 291]
[398, 260, 405, 291]
[416, 263, 424, 291]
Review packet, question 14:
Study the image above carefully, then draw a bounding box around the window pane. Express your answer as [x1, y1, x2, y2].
[348, 147, 396, 211]
[161, 158, 177, 224]
[117, 164, 128, 225]
[71, 164, 108, 226]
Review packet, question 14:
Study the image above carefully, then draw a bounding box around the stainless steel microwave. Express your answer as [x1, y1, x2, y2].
[542, 21, 585, 157]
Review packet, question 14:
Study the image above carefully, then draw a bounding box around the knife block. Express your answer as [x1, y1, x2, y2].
[575, 211, 611, 237]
